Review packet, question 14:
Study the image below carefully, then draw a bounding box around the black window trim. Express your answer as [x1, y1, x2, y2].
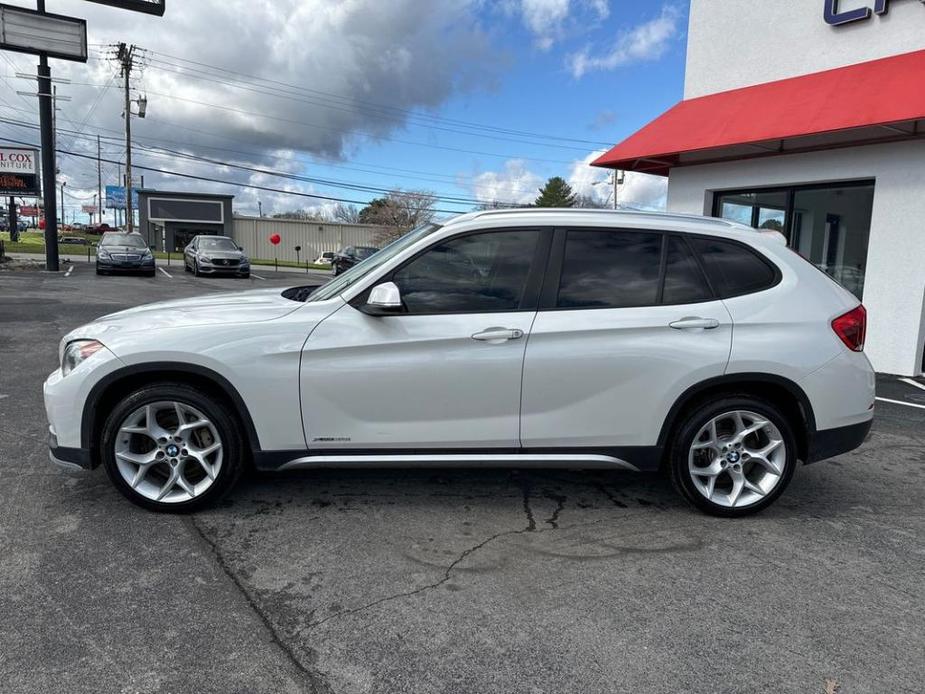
[537, 226, 781, 311]
[349, 226, 554, 317]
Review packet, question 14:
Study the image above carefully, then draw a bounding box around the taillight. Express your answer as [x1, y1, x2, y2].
[832, 304, 866, 352]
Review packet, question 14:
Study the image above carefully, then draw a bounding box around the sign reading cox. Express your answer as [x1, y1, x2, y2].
[825, 0, 925, 26]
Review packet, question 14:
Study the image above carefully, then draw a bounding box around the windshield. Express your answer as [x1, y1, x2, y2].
[355, 246, 378, 259]
[308, 223, 442, 302]
[199, 237, 238, 251]
[101, 234, 147, 248]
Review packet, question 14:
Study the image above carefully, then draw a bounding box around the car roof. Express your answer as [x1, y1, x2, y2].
[437, 207, 796, 250]
[442, 207, 756, 234]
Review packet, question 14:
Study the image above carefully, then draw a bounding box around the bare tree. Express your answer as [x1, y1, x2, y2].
[359, 190, 438, 244]
[331, 203, 361, 224]
[271, 208, 326, 221]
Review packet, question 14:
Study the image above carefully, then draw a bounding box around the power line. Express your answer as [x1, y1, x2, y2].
[0, 134, 492, 214]
[0, 115, 520, 208]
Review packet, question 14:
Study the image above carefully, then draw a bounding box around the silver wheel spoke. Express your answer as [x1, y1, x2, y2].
[728, 469, 746, 506]
[744, 479, 765, 497]
[144, 404, 172, 441]
[187, 450, 218, 481]
[175, 469, 196, 496]
[735, 418, 769, 442]
[156, 467, 179, 501]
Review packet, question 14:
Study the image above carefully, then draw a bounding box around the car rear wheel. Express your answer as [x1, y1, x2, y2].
[668, 396, 797, 517]
[100, 383, 245, 512]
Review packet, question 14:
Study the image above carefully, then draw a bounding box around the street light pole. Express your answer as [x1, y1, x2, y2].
[36, 0, 59, 270]
[60, 181, 66, 225]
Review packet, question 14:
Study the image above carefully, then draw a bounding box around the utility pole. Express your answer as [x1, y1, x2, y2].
[60, 181, 66, 226]
[97, 134, 103, 226]
[117, 43, 136, 233]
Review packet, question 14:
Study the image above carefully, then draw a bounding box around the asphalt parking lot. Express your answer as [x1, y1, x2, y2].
[1, 264, 924, 694]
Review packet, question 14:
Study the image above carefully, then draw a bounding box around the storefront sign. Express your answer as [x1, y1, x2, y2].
[0, 147, 40, 196]
[825, 0, 925, 26]
[20, 205, 39, 216]
[81, 204, 99, 215]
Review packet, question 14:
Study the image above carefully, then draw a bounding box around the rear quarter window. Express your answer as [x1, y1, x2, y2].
[689, 237, 779, 298]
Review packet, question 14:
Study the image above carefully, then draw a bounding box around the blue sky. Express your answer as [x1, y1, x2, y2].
[0, 0, 690, 220]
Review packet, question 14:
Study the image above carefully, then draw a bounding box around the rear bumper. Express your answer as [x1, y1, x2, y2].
[806, 418, 872, 464]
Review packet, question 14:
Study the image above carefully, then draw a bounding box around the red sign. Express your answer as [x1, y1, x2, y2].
[20, 205, 39, 216]
[269, 233, 281, 246]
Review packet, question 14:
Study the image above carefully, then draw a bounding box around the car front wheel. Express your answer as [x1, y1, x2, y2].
[668, 396, 797, 517]
[99, 383, 245, 512]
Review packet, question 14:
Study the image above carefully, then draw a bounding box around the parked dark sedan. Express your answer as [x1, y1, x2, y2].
[95, 232, 156, 277]
[332, 245, 379, 276]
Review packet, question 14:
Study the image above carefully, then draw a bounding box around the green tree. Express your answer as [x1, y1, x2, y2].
[534, 177, 578, 208]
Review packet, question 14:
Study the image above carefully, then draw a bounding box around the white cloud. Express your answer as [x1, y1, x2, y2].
[511, 0, 609, 50]
[467, 152, 667, 211]
[467, 160, 544, 205]
[568, 4, 682, 78]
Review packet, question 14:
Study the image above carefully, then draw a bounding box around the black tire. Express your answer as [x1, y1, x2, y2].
[184, 259, 191, 273]
[95, 267, 103, 275]
[145, 270, 156, 278]
[99, 382, 246, 513]
[240, 272, 250, 279]
[667, 395, 798, 517]
[193, 260, 202, 277]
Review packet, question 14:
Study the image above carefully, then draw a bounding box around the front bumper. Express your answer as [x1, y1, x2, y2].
[199, 262, 250, 275]
[97, 256, 155, 272]
[48, 428, 92, 471]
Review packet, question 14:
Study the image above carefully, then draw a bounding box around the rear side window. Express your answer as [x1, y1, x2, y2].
[557, 230, 662, 308]
[689, 237, 778, 298]
[663, 236, 712, 304]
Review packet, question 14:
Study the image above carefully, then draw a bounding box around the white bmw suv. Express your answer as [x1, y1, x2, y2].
[44, 209, 875, 516]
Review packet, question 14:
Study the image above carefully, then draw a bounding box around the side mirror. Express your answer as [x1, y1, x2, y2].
[363, 282, 403, 315]
[238, 245, 244, 251]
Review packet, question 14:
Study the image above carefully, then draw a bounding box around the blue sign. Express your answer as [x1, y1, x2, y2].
[825, 0, 923, 26]
[105, 185, 139, 210]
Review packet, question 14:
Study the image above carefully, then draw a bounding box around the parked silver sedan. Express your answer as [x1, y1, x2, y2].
[184, 235, 251, 278]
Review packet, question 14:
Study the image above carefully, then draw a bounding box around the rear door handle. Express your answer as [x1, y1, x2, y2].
[471, 327, 525, 342]
[669, 317, 720, 330]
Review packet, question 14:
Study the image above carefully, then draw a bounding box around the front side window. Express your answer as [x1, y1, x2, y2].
[557, 230, 662, 309]
[392, 230, 540, 314]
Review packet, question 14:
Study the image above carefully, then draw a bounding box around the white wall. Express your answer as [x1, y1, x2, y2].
[667, 140, 925, 376]
[685, 0, 925, 98]
[231, 216, 389, 263]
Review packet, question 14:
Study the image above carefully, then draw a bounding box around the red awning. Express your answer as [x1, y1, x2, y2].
[592, 49, 925, 176]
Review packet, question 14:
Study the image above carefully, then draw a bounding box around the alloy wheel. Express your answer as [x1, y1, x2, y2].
[113, 400, 223, 503]
[688, 410, 786, 509]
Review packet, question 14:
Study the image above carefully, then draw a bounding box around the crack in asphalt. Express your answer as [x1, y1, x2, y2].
[306, 473, 546, 632]
[184, 517, 331, 694]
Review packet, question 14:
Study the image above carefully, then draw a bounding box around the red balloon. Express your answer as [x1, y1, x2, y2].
[269, 233, 281, 246]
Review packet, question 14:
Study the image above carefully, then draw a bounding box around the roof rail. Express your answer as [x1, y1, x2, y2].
[464, 207, 740, 229]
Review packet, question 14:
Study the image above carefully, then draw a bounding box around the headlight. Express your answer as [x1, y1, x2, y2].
[61, 340, 104, 377]
[142, 249, 153, 259]
[97, 249, 110, 260]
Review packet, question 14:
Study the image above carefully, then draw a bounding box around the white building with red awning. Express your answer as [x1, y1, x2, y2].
[593, 0, 925, 376]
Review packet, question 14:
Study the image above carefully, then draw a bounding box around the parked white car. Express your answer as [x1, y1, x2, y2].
[44, 209, 874, 516]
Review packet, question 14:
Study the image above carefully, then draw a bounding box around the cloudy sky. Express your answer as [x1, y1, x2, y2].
[0, 0, 688, 222]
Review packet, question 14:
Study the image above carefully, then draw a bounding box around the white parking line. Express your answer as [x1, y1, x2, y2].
[158, 266, 173, 278]
[899, 377, 925, 393]
[876, 396, 925, 410]
[64, 265, 74, 277]
[251, 272, 266, 281]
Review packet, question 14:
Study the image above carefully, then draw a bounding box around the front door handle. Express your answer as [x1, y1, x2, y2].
[669, 317, 720, 330]
[471, 327, 525, 342]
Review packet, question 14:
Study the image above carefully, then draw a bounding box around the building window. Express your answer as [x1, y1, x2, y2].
[713, 181, 874, 299]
